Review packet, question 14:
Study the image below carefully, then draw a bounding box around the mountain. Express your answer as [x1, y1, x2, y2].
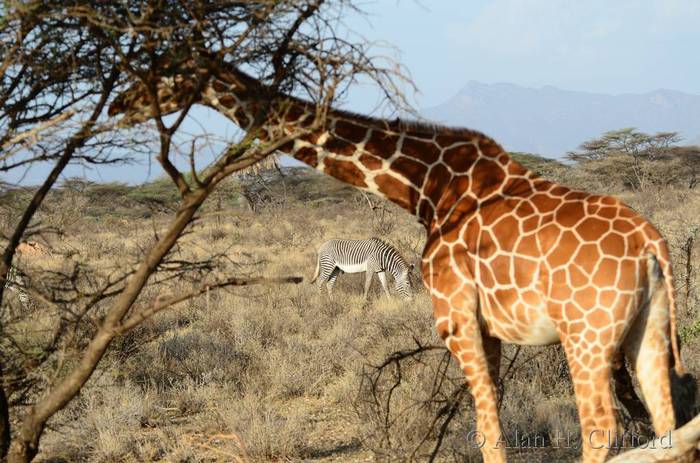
[421, 82, 700, 158]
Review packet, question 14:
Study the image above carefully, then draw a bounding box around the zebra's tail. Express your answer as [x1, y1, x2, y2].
[309, 252, 320, 284]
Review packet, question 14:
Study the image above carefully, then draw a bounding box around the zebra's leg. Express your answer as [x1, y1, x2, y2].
[376, 271, 391, 298]
[5, 272, 30, 312]
[362, 270, 374, 301]
[316, 262, 335, 295]
[326, 268, 342, 299]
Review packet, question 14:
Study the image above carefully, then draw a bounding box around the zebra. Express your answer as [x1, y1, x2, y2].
[310, 238, 414, 300]
[2, 265, 30, 311]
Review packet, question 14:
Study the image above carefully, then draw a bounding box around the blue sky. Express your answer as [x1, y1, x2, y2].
[6, 0, 700, 185]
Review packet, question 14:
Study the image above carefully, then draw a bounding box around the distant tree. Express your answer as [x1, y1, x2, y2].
[566, 128, 683, 190]
[566, 128, 682, 162]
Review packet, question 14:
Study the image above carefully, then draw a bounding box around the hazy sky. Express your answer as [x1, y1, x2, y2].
[7, 0, 700, 185]
[351, 0, 700, 108]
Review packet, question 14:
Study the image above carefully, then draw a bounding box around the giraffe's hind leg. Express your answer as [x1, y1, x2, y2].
[622, 273, 676, 436]
[431, 289, 506, 463]
[562, 333, 619, 463]
[612, 352, 651, 425]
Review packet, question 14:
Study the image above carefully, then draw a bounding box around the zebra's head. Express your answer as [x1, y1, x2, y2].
[394, 263, 415, 300]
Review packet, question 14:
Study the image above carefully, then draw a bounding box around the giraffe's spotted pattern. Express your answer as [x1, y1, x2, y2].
[109, 66, 690, 463]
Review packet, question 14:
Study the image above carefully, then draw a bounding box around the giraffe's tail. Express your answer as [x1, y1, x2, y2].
[647, 248, 698, 427]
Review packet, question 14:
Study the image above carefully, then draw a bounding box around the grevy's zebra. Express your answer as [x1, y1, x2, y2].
[2, 265, 30, 310]
[310, 238, 414, 300]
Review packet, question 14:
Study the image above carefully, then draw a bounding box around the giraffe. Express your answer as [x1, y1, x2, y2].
[108, 55, 698, 463]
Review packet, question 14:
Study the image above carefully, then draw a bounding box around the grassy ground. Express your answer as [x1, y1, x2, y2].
[3, 159, 700, 462]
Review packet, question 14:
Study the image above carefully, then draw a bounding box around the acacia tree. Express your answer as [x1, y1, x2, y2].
[566, 128, 683, 190]
[0, 1, 408, 461]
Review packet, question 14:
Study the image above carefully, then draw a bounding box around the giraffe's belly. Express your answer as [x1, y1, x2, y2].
[479, 292, 560, 346]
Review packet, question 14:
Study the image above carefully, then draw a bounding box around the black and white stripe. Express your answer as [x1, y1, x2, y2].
[310, 238, 414, 300]
[3, 265, 30, 310]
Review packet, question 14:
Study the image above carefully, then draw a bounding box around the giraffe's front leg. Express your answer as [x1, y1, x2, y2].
[431, 289, 506, 463]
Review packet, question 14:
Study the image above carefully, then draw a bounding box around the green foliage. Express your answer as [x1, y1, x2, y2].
[680, 319, 700, 343]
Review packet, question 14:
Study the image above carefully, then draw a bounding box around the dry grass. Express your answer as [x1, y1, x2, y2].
[1, 166, 697, 462]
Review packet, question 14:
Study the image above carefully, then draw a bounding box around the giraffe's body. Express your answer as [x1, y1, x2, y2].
[109, 56, 697, 462]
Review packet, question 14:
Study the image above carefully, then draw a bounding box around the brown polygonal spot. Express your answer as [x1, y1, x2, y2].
[477, 229, 499, 259]
[438, 177, 474, 218]
[564, 191, 589, 201]
[492, 215, 519, 250]
[452, 242, 473, 277]
[333, 119, 366, 143]
[515, 233, 540, 258]
[479, 262, 496, 288]
[586, 203, 600, 215]
[550, 280, 570, 302]
[588, 308, 611, 330]
[514, 200, 536, 218]
[522, 289, 541, 307]
[435, 133, 460, 148]
[477, 137, 505, 158]
[599, 289, 617, 308]
[530, 193, 561, 213]
[494, 287, 519, 309]
[418, 199, 435, 224]
[294, 146, 318, 166]
[577, 217, 610, 242]
[212, 80, 228, 92]
[374, 173, 419, 212]
[440, 213, 464, 242]
[507, 161, 529, 176]
[392, 156, 428, 186]
[359, 153, 383, 170]
[555, 201, 585, 228]
[598, 206, 618, 220]
[573, 286, 598, 310]
[613, 219, 635, 234]
[400, 138, 442, 164]
[323, 137, 356, 157]
[521, 215, 540, 234]
[599, 232, 625, 256]
[565, 304, 584, 321]
[513, 257, 537, 287]
[424, 163, 451, 206]
[491, 255, 513, 285]
[569, 264, 590, 288]
[323, 158, 367, 187]
[617, 207, 637, 219]
[573, 243, 600, 275]
[218, 94, 237, 109]
[443, 144, 478, 173]
[616, 258, 639, 292]
[470, 158, 506, 197]
[364, 130, 398, 159]
[547, 231, 580, 268]
[537, 222, 564, 252]
[550, 185, 569, 197]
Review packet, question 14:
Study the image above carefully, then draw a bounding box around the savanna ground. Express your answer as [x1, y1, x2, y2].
[3, 153, 700, 462]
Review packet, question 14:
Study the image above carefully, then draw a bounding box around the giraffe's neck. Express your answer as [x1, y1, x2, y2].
[201, 74, 533, 228]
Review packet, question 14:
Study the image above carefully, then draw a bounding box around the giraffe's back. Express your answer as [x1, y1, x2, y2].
[433, 174, 669, 346]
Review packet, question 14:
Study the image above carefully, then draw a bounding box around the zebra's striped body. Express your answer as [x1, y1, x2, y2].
[311, 238, 414, 300]
[3, 265, 30, 310]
